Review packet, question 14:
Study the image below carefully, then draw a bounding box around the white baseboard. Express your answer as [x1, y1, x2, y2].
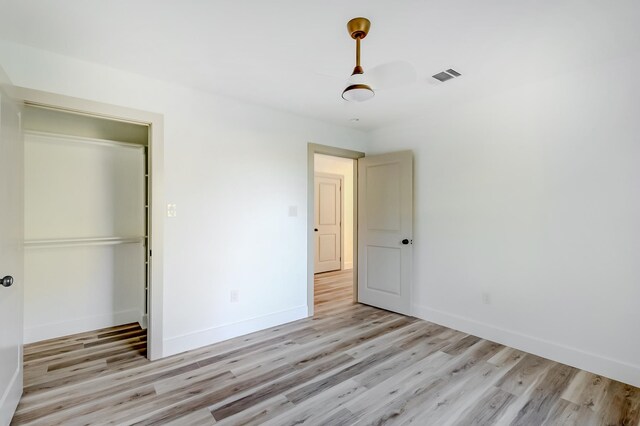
[413, 304, 640, 388]
[24, 309, 142, 344]
[344, 262, 353, 270]
[163, 305, 308, 357]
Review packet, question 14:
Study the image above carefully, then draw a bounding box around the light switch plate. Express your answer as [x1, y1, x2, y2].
[167, 203, 177, 218]
[288, 206, 298, 217]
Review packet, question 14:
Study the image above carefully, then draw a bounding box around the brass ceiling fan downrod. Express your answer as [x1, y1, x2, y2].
[342, 17, 375, 102]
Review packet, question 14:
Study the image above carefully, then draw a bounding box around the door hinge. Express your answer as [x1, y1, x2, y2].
[149, 250, 152, 256]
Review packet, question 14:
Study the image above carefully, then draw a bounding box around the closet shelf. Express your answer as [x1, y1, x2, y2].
[25, 236, 145, 249]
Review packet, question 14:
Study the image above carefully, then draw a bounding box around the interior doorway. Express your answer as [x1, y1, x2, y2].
[314, 155, 354, 314]
[308, 144, 364, 316]
[22, 105, 149, 346]
[308, 145, 414, 319]
[13, 86, 164, 360]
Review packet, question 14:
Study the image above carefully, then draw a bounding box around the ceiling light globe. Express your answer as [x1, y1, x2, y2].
[342, 84, 375, 102]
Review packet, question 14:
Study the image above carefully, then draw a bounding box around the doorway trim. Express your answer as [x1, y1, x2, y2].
[307, 143, 365, 317]
[11, 86, 165, 361]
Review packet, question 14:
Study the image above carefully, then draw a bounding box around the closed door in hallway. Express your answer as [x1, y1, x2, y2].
[314, 173, 342, 273]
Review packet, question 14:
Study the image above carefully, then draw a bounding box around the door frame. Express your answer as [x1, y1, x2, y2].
[314, 172, 344, 273]
[307, 143, 364, 316]
[9, 86, 165, 361]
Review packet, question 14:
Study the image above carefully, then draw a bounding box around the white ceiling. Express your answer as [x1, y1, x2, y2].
[0, 0, 638, 131]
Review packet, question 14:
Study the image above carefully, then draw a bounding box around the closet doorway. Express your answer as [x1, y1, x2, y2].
[23, 105, 149, 347]
[14, 87, 164, 360]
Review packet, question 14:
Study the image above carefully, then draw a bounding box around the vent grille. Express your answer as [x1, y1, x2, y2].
[432, 68, 462, 82]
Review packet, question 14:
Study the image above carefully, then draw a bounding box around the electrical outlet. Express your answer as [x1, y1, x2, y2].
[482, 292, 491, 305]
[230, 289, 239, 303]
[167, 203, 177, 218]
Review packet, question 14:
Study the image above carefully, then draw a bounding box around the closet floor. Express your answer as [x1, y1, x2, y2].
[21, 323, 148, 397]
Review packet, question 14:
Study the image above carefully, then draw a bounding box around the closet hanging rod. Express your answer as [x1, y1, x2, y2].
[24, 101, 151, 127]
[25, 130, 147, 150]
[25, 236, 145, 249]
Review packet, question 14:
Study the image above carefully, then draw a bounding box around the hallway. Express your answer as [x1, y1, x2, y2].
[313, 269, 354, 315]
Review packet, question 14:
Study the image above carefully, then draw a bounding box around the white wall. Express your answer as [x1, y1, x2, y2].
[24, 244, 145, 343]
[314, 154, 354, 270]
[369, 52, 640, 387]
[24, 133, 145, 241]
[0, 40, 367, 356]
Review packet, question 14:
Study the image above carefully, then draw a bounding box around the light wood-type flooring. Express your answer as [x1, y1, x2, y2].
[12, 271, 640, 425]
[314, 269, 354, 314]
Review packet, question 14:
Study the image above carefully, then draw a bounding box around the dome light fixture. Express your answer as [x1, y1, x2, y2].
[341, 17, 375, 102]
[342, 73, 374, 102]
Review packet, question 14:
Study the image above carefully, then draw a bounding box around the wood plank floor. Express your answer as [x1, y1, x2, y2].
[314, 269, 354, 315]
[13, 275, 640, 425]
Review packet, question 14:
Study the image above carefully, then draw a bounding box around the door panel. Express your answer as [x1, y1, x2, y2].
[314, 174, 341, 273]
[366, 163, 401, 231]
[319, 234, 337, 261]
[358, 151, 412, 315]
[319, 183, 337, 224]
[0, 70, 24, 426]
[366, 246, 402, 294]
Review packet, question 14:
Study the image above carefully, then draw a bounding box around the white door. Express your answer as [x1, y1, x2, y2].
[358, 151, 413, 315]
[314, 173, 342, 273]
[0, 71, 24, 425]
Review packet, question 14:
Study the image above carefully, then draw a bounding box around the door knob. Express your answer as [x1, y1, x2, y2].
[1, 276, 14, 287]
[314, 228, 318, 232]
[401, 239, 410, 245]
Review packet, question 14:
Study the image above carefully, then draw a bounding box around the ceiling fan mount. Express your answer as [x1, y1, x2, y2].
[347, 17, 370, 40]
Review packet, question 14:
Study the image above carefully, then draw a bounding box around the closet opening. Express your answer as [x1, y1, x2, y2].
[22, 104, 152, 360]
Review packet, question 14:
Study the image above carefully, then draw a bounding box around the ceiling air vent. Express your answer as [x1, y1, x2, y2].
[432, 69, 462, 82]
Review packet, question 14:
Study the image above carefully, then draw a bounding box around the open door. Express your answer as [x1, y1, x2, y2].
[0, 69, 24, 425]
[358, 151, 412, 315]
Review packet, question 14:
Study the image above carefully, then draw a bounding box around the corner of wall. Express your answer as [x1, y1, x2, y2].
[412, 304, 640, 388]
